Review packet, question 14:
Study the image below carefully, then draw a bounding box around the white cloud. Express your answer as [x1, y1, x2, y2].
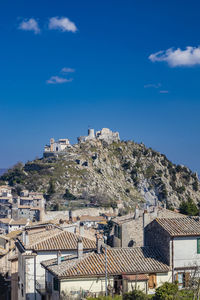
[18, 18, 40, 34]
[61, 67, 75, 73]
[144, 83, 161, 89]
[149, 46, 200, 67]
[159, 90, 169, 94]
[46, 76, 73, 84]
[48, 17, 77, 32]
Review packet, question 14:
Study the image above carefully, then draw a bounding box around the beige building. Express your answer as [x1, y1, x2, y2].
[41, 244, 171, 299]
[15, 225, 96, 300]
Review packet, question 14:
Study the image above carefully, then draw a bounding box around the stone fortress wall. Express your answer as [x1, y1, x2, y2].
[44, 128, 120, 156]
[78, 128, 120, 144]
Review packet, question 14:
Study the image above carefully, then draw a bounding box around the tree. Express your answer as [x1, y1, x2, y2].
[179, 198, 198, 216]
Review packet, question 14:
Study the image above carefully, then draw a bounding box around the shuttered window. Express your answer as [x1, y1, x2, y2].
[148, 274, 157, 289]
[197, 239, 200, 253]
[184, 272, 190, 288]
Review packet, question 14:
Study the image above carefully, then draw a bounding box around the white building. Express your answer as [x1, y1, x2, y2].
[145, 217, 200, 288]
[15, 225, 96, 300]
[44, 138, 70, 153]
[41, 243, 171, 299]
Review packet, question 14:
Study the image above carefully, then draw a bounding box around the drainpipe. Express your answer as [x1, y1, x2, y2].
[172, 238, 174, 282]
[34, 255, 36, 300]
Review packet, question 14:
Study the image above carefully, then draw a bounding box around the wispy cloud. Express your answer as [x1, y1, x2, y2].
[61, 67, 75, 73]
[149, 46, 200, 67]
[48, 17, 77, 32]
[18, 18, 40, 34]
[46, 76, 73, 84]
[159, 90, 169, 94]
[144, 83, 161, 89]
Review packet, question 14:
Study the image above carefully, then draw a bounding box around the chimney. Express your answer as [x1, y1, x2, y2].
[79, 222, 84, 236]
[77, 237, 83, 258]
[134, 205, 140, 219]
[96, 234, 103, 254]
[143, 210, 150, 228]
[25, 231, 29, 246]
[57, 251, 61, 265]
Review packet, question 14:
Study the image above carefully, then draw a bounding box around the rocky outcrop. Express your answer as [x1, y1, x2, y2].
[1, 140, 200, 210]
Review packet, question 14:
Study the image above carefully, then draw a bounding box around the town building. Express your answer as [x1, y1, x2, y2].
[16, 225, 96, 300]
[111, 205, 185, 247]
[144, 217, 200, 288]
[78, 128, 120, 144]
[44, 138, 70, 155]
[0, 218, 30, 234]
[41, 242, 170, 299]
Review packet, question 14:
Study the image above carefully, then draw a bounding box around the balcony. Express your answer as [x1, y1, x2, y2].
[35, 280, 52, 295]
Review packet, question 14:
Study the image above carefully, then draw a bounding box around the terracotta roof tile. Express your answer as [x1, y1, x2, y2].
[18, 227, 96, 251]
[42, 247, 169, 278]
[156, 217, 200, 236]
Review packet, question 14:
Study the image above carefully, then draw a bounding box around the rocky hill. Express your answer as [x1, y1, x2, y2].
[1, 140, 200, 211]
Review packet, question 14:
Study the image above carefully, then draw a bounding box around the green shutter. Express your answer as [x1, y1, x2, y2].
[197, 239, 200, 254]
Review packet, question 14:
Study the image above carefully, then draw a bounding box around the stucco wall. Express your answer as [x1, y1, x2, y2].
[174, 236, 200, 268]
[60, 277, 114, 297]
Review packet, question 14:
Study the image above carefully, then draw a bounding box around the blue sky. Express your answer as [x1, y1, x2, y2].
[1, 0, 200, 173]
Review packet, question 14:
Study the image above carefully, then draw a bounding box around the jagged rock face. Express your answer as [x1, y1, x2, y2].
[1, 140, 200, 210]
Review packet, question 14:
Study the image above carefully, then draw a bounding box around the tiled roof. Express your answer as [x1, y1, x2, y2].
[42, 247, 169, 278]
[122, 274, 148, 281]
[18, 227, 96, 251]
[0, 218, 11, 224]
[112, 213, 135, 225]
[156, 217, 200, 236]
[0, 246, 8, 255]
[10, 218, 29, 225]
[5, 230, 22, 239]
[79, 215, 105, 222]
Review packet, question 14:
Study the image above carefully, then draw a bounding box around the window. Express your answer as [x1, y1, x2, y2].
[148, 274, 157, 289]
[53, 278, 59, 291]
[197, 239, 200, 254]
[175, 272, 190, 288]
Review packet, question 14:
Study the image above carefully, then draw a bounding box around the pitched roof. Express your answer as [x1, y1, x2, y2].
[122, 274, 148, 281]
[18, 227, 96, 251]
[41, 247, 169, 278]
[79, 215, 105, 222]
[10, 218, 29, 225]
[0, 218, 12, 224]
[156, 217, 200, 237]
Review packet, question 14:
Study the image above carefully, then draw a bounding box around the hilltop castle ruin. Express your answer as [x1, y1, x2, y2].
[44, 128, 120, 156]
[78, 128, 120, 144]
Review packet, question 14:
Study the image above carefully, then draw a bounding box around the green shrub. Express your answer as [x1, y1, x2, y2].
[123, 289, 148, 300]
[192, 181, 198, 191]
[176, 186, 185, 194]
[154, 282, 178, 300]
[63, 189, 76, 200]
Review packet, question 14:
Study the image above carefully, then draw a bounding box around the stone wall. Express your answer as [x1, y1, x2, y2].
[43, 207, 115, 221]
[144, 220, 171, 265]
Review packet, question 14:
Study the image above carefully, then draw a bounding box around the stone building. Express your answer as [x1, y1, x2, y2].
[78, 128, 120, 144]
[144, 217, 200, 288]
[111, 205, 185, 248]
